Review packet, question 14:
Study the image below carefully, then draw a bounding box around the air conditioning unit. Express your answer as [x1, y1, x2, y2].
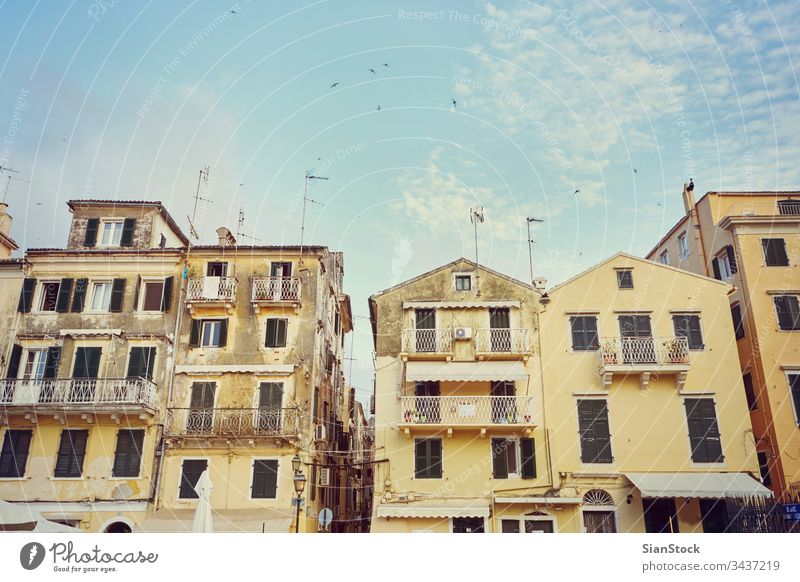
[453, 327, 472, 340]
[314, 424, 327, 442]
[320, 467, 331, 487]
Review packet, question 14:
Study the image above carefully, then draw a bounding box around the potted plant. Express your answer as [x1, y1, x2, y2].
[602, 352, 618, 365]
[665, 339, 686, 363]
[403, 410, 413, 423]
[523, 414, 532, 423]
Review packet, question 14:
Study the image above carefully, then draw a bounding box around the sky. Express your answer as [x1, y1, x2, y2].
[1, 0, 799, 407]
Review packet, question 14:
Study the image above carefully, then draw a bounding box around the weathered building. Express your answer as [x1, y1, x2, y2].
[0, 199, 186, 532]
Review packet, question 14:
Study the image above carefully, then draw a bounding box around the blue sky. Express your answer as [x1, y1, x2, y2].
[1, 0, 799, 404]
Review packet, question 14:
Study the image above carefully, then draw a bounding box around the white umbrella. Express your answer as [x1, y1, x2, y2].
[191, 469, 214, 533]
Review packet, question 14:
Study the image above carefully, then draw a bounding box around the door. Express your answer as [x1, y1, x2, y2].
[257, 382, 283, 433]
[414, 381, 440, 423]
[491, 381, 517, 423]
[643, 498, 680, 533]
[524, 520, 554, 533]
[699, 499, 730, 533]
[415, 309, 436, 352]
[618, 315, 654, 363]
[71, 347, 101, 403]
[489, 308, 511, 351]
[188, 382, 215, 433]
[583, 510, 617, 533]
[269, 262, 294, 299]
[206, 262, 228, 277]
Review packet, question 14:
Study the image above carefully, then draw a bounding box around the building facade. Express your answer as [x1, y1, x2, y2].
[647, 189, 800, 499]
[0, 199, 186, 532]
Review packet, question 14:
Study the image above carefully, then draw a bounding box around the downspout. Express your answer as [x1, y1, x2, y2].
[532, 289, 555, 491]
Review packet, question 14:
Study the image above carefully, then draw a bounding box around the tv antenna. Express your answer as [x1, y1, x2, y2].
[0, 166, 20, 203]
[526, 217, 545, 285]
[187, 166, 212, 241]
[470, 207, 485, 295]
[236, 207, 262, 244]
[300, 170, 328, 255]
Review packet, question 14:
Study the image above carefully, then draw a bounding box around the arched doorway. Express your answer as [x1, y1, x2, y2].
[104, 521, 132, 533]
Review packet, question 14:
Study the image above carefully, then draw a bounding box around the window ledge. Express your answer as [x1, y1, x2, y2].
[50, 477, 86, 481]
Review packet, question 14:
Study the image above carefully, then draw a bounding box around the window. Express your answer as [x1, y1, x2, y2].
[141, 281, 164, 311]
[454, 274, 472, 291]
[757, 452, 772, 488]
[731, 304, 745, 339]
[127, 347, 156, 380]
[616, 269, 633, 289]
[678, 233, 689, 258]
[762, 238, 789, 266]
[20, 349, 47, 381]
[577, 399, 612, 463]
[491, 437, 536, 479]
[265, 318, 288, 348]
[251, 459, 279, 499]
[100, 220, 123, 246]
[582, 489, 617, 533]
[778, 199, 800, 215]
[570, 316, 599, 351]
[672, 314, 704, 350]
[774, 295, 800, 331]
[712, 246, 737, 280]
[202, 320, 222, 347]
[89, 282, 113, 311]
[0, 429, 32, 478]
[743, 373, 757, 412]
[452, 517, 484, 533]
[257, 382, 284, 432]
[270, 262, 292, 277]
[188, 382, 215, 433]
[179, 459, 208, 499]
[39, 281, 60, 311]
[659, 250, 669, 265]
[788, 373, 800, 426]
[501, 518, 554, 533]
[414, 438, 442, 479]
[206, 262, 228, 277]
[54, 429, 89, 478]
[684, 398, 724, 463]
[112, 429, 144, 478]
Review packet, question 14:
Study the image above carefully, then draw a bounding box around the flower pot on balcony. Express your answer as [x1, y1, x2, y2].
[603, 355, 618, 365]
[523, 414, 531, 423]
[404, 410, 413, 422]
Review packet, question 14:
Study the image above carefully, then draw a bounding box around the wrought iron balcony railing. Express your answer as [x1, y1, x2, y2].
[598, 336, 690, 367]
[251, 276, 301, 303]
[778, 201, 800, 215]
[186, 276, 238, 303]
[0, 378, 157, 410]
[400, 329, 453, 355]
[474, 328, 530, 354]
[165, 407, 301, 438]
[399, 395, 535, 426]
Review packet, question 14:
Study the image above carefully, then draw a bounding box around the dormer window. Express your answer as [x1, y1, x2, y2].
[454, 273, 473, 291]
[100, 220, 124, 246]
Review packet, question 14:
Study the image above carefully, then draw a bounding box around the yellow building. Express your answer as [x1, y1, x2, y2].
[142, 235, 353, 532]
[539, 252, 768, 533]
[369, 258, 547, 533]
[0, 199, 187, 532]
[647, 188, 800, 499]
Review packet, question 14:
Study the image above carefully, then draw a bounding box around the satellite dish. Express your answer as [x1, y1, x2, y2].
[318, 508, 333, 531]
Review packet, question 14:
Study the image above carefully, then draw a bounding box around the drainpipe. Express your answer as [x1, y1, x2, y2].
[531, 289, 555, 491]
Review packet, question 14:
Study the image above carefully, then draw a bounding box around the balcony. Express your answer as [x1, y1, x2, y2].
[251, 276, 301, 313]
[778, 201, 800, 215]
[598, 336, 690, 390]
[474, 328, 531, 359]
[401, 329, 453, 359]
[165, 407, 301, 440]
[186, 277, 238, 314]
[0, 378, 157, 422]
[398, 395, 535, 437]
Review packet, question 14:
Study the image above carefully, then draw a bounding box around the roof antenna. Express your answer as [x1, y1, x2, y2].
[236, 207, 262, 244]
[470, 206, 485, 295]
[0, 166, 20, 203]
[526, 217, 545, 286]
[187, 166, 212, 242]
[300, 170, 328, 256]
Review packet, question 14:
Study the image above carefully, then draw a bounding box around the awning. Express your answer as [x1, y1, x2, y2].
[175, 364, 295, 376]
[626, 472, 772, 499]
[494, 496, 582, 505]
[403, 300, 521, 310]
[377, 500, 490, 519]
[136, 508, 293, 533]
[406, 361, 528, 382]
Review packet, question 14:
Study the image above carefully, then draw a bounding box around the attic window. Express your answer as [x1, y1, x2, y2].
[616, 269, 633, 289]
[100, 220, 124, 246]
[454, 274, 472, 291]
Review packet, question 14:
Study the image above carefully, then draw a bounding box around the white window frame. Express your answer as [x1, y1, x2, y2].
[37, 280, 61, 312]
[580, 506, 619, 533]
[177, 457, 210, 501]
[659, 250, 669, 265]
[717, 252, 733, 280]
[88, 280, 113, 312]
[249, 457, 280, 500]
[453, 272, 473, 292]
[200, 320, 223, 348]
[786, 371, 800, 426]
[138, 278, 167, 312]
[20, 348, 47, 381]
[678, 232, 689, 258]
[99, 220, 124, 247]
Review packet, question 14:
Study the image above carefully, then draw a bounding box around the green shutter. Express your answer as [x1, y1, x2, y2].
[252, 459, 279, 499]
[218, 319, 228, 347]
[113, 430, 144, 477]
[0, 429, 32, 478]
[54, 430, 88, 478]
[5, 344, 22, 379]
[109, 278, 126, 312]
[189, 319, 201, 347]
[55, 278, 73, 312]
[520, 438, 536, 479]
[43, 347, 61, 379]
[71, 278, 88, 312]
[491, 438, 509, 479]
[161, 277, 174, 312]
[84, 219, 99, 247]
[120, 218, 136, 247]
[18, 278, 36, 312]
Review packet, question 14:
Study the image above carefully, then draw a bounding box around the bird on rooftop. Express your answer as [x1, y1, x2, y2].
[687, 179, 694, 191]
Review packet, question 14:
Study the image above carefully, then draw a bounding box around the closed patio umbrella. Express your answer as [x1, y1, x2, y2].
[191, 469, 214, 533]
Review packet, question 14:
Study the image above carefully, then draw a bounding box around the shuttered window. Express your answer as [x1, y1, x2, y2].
[570, 316, 599, 351]
[743, 373, 758, 412]
[789, 374, 800, 426]
[84, 218, 99, 247]
[251, 459, 279, 499]
[126, 347, 156, 380]
[120, 218, 136, 247]
[55, 279, 73, 312]
[414, 438, 442, 479]
[17, 278, 36, 313]
[774, 295, 800, 331]
[265, 318, 288, 348]
[109, 278, 126, 312]
[684, 398, 724, 463]
[672, 315, 704, 349]
[616, 270, 633, 289]
[577, 399, 613, 463]
[112, 429, 144, 478]
[731, 304, 745, 339]
[54, 429, 89, 478]
[72, 347, 101, 378]
[491, 437, 536, 479]
[5, 344, 22, 379]
[0, 429, 33, 478]
[70, 278, 88, 312]
[762, 238, 789, 266]
[190, 320, 228, 348]
[179, 459, 208, 499]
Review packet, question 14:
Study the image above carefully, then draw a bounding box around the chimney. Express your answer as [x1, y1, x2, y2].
[682, 180, 696, 215]
[216, 227, 236, 247]
[0, 202, 12, 238]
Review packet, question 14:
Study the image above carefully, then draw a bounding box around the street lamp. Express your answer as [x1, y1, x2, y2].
[291, 454, 302, 473]
[293, 463, 306, 533]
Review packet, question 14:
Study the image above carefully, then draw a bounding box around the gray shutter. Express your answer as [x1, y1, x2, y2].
[73, 347, 101, 378]
[491, 438, 508, 479]
[133, 276, 141, 311]
[726, 245, 738, 274]
[218, 319, 228, 347]
[71, 278, 88, 312]
[6, 344, 22, 378]
[688, 316, 704, 349]
[179, 459, 208, 499]
[161, 277, 174, 312]
[127, 348, 144, 378]
[84, 219, 99, 247]
[113, 429, 144, 478]
[43, 347, 61, 379]
[120, 218, 136, 247]
[429, 439, 442, 478]
[18, 278, 36, 312]
[711, 257, 721, 280]
[55, 278, 73, 312]
[520, 438, 536, 479]
[55, 430, 88, 478]
[109, 278, 126, 312]
[189, 319, 201, 347]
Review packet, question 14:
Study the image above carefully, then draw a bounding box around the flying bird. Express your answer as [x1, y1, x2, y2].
[573, 189, 580, 195]
[451, 98, 457, 108]
[376, 105, 381, 111]
[382, 63, 390, 68]
[633, 168, 638, 174]
[368, 68, 376, 74]
[229, 9, 238, 14]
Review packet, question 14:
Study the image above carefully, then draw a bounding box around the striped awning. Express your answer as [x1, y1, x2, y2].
[377, 500, 490, 519]
[405, 361, 528, 382]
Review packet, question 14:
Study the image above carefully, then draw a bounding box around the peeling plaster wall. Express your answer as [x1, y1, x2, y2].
[67, 207, 157, 250]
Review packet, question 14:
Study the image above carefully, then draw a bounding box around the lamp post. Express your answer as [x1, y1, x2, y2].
[292, 455, 306, 533]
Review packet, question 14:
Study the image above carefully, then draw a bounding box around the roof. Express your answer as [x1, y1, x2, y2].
[646, 213, 691, 259]
[25, 247, 184, 256]
[188, 244, 328, 252]
[0, 230, 19, 251]
[547, 252, 730, 294]
[66, 199, 190, 245]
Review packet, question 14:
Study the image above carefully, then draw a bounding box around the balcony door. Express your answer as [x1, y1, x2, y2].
[491, 381, 517, 423]
[415, 308, 436, 352]
[489, 308, 511, 352]
[257, 382, 283, 433]
[270, 262, 293, 300]
[618, 315, 655, 364]
[414, 381, 440, 423]
[188, 382, 215, 433]
[71, 347, 101, 403]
